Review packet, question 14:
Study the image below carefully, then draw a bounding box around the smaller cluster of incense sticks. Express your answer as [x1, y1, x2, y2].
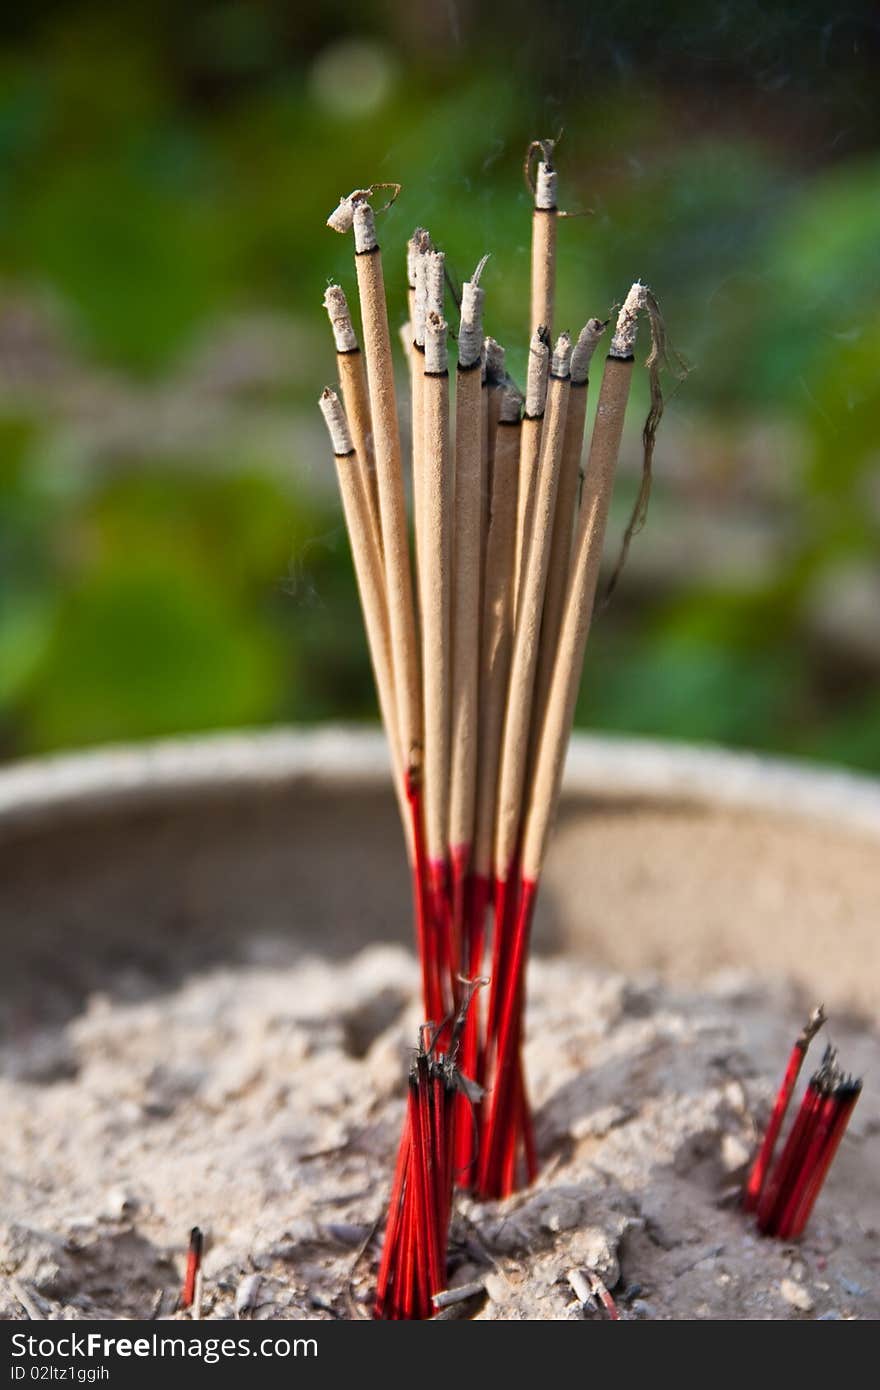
[374, 988, 483, 1320]
[180, 1226, 203, 1312]
[743, 1007, 862, 1240]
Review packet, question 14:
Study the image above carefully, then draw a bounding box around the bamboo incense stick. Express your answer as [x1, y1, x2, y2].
[318, 388, 409, 844]
[409, 232, 431, 618]
[421, 309, 453, 928]
[521, 285, 646, 886]
[514, 326, 551, 615]
[479, 333, 572, 1195]
[471, 380, 523, 889]
[528, 142, 558, 338]
[477, 294, 644, 1197]
[329, 193, 423, 780]
[448, 260, 487, 942]
[531, 317, 607, 734]
[494, 331, 572, 892]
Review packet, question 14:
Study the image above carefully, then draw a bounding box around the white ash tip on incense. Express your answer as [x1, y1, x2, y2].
[610, 282, 648, 359]
[326, 188, 370, 234]
[424, 310, 448, 373]
[570, 317, 607, 383]
[535, 160, 558, 211]
[551, 330, 572, 378]
[425, 249, 446, 318]
[484, 336, 505, 385]
[323, 285, 358, 353]
[525, 326, 551, 416]
[413, 239, 431, 348]
[352, 199, 378, 254]
[406, 227, 431, 288]
[499, 379, 524, 423]
[458, 259, 487, 370]
[319, 387, 353, 455]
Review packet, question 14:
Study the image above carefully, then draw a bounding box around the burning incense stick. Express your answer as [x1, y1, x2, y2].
[480, 332, 573, 1196]
[421, 308, 453, 981]
[448, 260, 488, 952]
[329, 193, 423, 781]
[408, 230, 431, 600]
[527, 139, 558, 338]
[532, 318, 607, 733]
[323, 285, 380, 542]
[521, 284, 646, 886]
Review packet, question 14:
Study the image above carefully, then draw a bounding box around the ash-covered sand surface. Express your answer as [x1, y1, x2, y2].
[1, 946, 877, 1321]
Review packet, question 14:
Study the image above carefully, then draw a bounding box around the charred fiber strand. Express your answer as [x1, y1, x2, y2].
[603, 284, 690, 604]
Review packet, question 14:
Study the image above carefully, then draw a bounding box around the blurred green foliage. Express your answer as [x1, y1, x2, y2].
[0, 2, 878, 769]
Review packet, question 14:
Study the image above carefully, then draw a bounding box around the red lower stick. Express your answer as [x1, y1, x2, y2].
[181, 1226, 203, 1310]
[478, 876, 538, 1198]
[406, 773, 444, 1024]
[453, 872, 491, 1186]
[788, 1080, 861, 1238]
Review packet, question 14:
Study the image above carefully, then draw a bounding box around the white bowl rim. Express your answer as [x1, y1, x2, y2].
[1, 726, 879, 841]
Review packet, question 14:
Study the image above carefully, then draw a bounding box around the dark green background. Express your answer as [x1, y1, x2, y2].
[1, 2, 878, 769]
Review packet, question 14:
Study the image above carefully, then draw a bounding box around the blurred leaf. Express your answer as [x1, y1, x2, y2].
[26, 563, 285, 749]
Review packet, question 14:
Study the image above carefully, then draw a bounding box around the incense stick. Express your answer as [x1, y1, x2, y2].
[479, 333, 572, 1196]
[514, 326, 551, 615]
[332, 194, 423, 782]
[528, 141, 558, 338]
[471, 381, 523, 889]
[476, 294, 644, 1197]
[521, 285, 646, 886]
[494, 332, 572, 890]
[420, 308, 453, 954]
[448, 261, 487, 947]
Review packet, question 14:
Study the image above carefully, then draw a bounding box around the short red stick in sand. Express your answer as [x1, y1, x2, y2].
[181, 1226, 203, 1310]
[374, 985, 484, 1320]
[743, 1004, 825, 1212]
[745, 1014, 862, 1241]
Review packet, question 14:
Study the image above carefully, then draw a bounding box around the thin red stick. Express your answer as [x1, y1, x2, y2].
[789, 1083, 861, 1238]
[757, 1080, 823, 1235]
[181, 1227, 203, 1310]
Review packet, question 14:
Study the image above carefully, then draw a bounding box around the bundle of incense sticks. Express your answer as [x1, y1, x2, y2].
[743, 1007, 862, 1240]
[319, 143, 676, 1221]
